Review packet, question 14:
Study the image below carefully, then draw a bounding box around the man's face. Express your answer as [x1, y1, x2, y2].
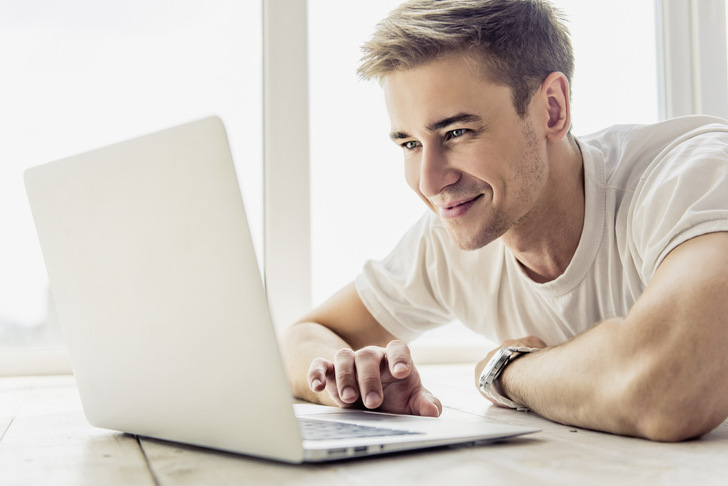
[383, 55, 549, 251]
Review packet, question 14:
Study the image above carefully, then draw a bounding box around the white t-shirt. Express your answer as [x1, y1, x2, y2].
[355, 116, 728, 345]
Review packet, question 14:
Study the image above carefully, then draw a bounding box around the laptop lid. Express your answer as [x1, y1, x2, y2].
[25, 117, 308, 462]
[25, 117, 537, 464]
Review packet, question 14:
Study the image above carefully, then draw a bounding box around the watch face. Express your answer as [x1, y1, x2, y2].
[490, 347, 512, 373]
[486, 347, 508, 368]
[480, 347, 511, 390]
[479, 347, 532, 411]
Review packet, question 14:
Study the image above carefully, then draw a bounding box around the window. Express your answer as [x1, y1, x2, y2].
[307, 1, 659, 360]
[3, 1, 725, 375]
[0, 0, 262, 375]
[657, 0, 728, 118]
[551, 0, 658, 133]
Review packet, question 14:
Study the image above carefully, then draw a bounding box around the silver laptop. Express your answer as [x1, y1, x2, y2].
[24, 117, 538, 463]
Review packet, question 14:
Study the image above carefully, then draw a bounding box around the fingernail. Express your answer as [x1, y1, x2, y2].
[365, 392, 380, 408]
[311, 378, 322, 390]
[341, 387, 356, 401]
[393, 362, 408, 374]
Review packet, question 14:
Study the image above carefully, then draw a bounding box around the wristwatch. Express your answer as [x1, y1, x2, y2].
[478, 346, 537, 411]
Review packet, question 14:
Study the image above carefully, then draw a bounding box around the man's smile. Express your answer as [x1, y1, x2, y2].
[437, 194, 483, 219]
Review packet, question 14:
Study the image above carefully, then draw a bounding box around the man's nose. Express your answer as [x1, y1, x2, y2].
[419, 145, 459, 198]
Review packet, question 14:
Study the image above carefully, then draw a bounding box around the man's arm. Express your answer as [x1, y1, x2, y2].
[281, 281, 442, 416]
[477, 231, 728, 441]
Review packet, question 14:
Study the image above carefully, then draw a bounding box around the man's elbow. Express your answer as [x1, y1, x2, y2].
[634, 412, 711, 442]
[628, 390, 726, 442]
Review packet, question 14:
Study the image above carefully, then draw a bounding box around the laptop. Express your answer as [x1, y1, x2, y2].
[24, 117, 538, 463]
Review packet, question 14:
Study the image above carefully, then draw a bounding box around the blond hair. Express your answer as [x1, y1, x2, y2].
[358, 0, 574, 116]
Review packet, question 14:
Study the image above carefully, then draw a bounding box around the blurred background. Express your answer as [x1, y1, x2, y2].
[1, 0, 725, 374]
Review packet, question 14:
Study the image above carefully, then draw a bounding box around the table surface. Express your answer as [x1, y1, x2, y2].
[2, 364, 727, 486]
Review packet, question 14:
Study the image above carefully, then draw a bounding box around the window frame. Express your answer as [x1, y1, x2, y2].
[656, 0, 728, 118]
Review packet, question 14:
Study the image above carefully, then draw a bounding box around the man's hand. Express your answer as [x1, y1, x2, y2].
[307, 340, 442, 417]
[475, 335, 547, 407]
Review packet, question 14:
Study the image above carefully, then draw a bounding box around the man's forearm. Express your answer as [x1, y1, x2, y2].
[498, 317, 641, 436]
[492, 234, 728, 442]
[280, 322, 351, 405]
[496, 314, 725, 441]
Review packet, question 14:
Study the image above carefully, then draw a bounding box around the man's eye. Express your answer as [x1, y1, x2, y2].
[450, 128, 468, 138]
[402, 140, 420, 150]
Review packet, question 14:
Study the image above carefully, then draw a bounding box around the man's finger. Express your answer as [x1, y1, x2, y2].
[353, 346, 386, 409]
[501, 335, 547, 349]
[333, 348, 359, 404]
[414, 390, 442, 418]
[385, 340, 413, 379]
[307, 358, 331, 392]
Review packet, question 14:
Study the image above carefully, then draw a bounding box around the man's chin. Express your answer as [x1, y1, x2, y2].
[439, 208, 508, 251]
[446, 228, 498, 251]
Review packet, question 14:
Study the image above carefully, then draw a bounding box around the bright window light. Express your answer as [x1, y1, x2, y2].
[0, 0, 262, 359]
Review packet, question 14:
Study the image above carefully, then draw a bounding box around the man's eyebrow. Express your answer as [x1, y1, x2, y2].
[426, 113, 482, 131]
[389, 113, 483, 141]
[389, 130, 411, 141]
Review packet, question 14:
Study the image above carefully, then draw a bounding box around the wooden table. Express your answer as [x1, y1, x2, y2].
[2, 365, 727, 485]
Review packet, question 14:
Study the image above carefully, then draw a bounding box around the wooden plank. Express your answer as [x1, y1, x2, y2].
[0, 376, 156, 486]
[137, 365, 728, 485]
[2, 371, 728, 486]
[0, 376, 31, 441]
[139, 437, 341, 486]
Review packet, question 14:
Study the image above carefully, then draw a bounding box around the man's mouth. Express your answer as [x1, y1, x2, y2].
[438, 194, 483, 219]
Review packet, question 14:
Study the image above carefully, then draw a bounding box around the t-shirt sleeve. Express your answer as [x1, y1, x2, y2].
[629, 128, 728, 282]
[355, 212, 455, 342]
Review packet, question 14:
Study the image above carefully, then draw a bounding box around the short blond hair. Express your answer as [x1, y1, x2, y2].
[358, 0, 574, 116]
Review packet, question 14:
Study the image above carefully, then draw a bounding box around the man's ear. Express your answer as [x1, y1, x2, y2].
[540, 72, 571, 141]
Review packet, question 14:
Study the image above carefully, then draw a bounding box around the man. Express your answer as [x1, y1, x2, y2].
[282, 0, 728, 441]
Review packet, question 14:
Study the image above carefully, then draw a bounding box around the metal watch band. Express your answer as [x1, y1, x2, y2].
[479, 346, 538, 411]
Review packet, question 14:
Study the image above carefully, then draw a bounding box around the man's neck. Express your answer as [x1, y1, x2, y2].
[502, 137, 585, 284]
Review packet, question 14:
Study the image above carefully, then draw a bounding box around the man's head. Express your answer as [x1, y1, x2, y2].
[360, 0, 580, 251]
[358, 0, 574, 117]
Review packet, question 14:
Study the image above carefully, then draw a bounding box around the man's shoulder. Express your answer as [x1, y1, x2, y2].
[580, 115, 728, 146]
[579, 115, 728, 188]
[599, 116, 728, 282]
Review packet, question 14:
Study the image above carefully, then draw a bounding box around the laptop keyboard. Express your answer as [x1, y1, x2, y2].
[298, 418, 422, 441]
